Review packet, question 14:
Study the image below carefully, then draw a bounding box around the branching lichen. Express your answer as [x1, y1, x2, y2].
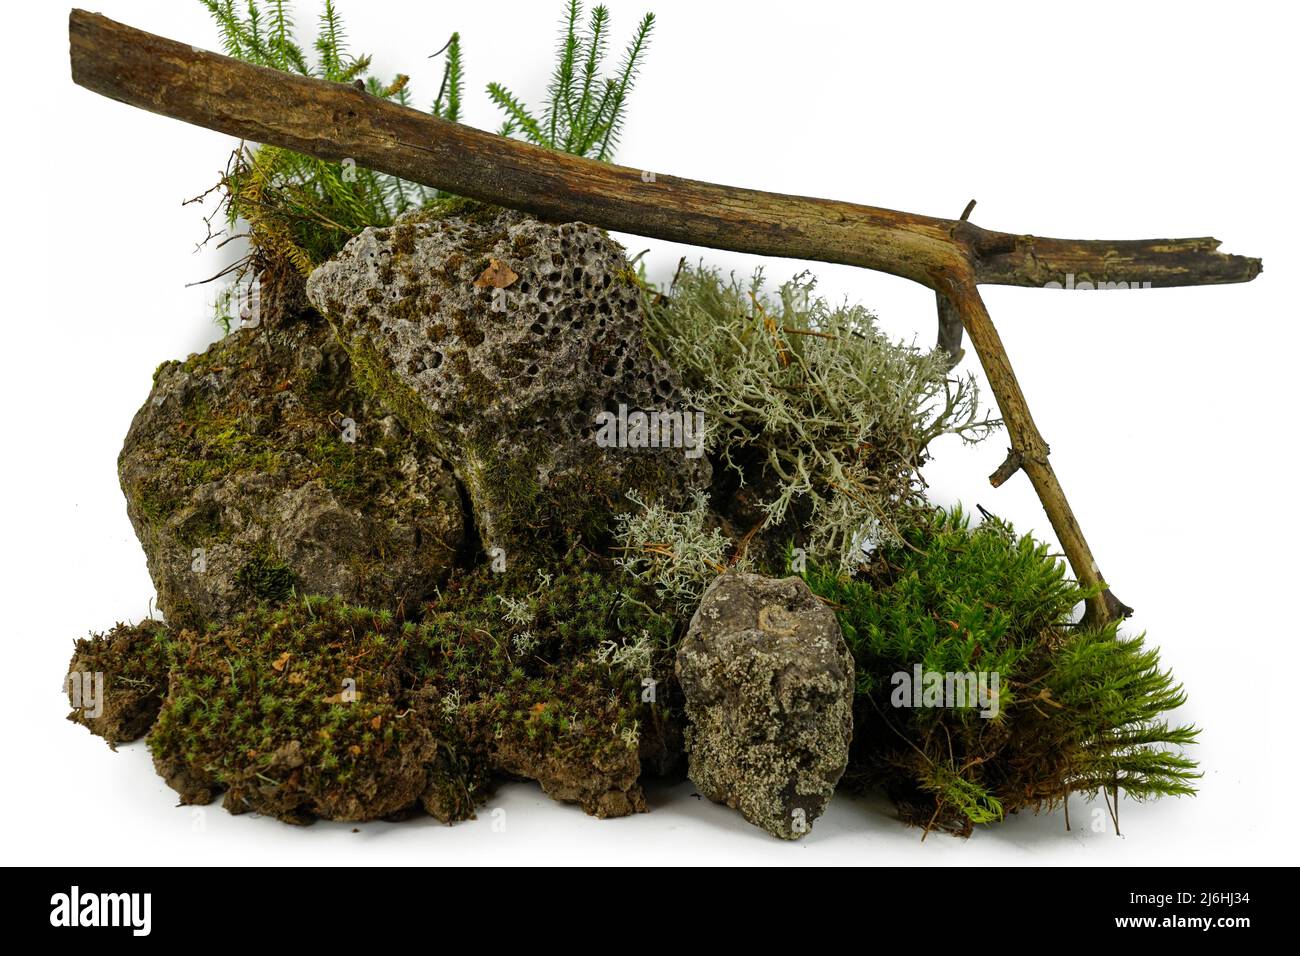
[644, 265, 998, 571]
[615, 489, 740, 607]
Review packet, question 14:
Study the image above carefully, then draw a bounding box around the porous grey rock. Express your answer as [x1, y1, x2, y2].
[676, 571, 854, 839]
[305, 203, 709, 557]
[119, 271, 464, 629]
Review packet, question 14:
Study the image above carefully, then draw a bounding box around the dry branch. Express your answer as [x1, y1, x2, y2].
[68, 9, 1262, 624]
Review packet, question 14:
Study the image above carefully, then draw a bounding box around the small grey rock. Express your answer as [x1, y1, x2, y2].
[676, 572, 854, 839]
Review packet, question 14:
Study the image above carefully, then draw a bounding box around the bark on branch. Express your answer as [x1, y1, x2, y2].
[68, 9, 1261, 624]
[989, 449, 1025, 489]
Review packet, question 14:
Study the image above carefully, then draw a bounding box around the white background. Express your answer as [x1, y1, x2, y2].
[4, 0, 1296, 865]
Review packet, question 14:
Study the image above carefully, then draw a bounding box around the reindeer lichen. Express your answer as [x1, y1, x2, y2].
[644, 265, 997, 571]
[615, 489, 742, 607]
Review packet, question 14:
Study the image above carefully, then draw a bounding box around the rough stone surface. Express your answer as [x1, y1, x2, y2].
[118, 273, 464, 629]
[676, 572, 854, 839]
[305, 205, 709, 557]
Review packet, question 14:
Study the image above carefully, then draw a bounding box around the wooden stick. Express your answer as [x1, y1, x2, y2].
[67, 12, 1259, 292]
[944, 274, 1132, 624]
[68, 9, 1262, 623]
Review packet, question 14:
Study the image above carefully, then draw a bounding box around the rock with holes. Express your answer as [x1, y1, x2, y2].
[118, 267, 464, 629]
[676, 571, 854, 840]
[305, 201, 709, 559]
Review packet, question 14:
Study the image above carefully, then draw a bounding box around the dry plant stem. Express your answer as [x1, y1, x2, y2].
[945, 273, 1131, 625]
[69, 10, 1262, 624]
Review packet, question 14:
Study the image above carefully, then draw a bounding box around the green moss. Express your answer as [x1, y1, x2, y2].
[408, 552, 676, 684]
[133, 479, 178, 525]
[407, 196, 501, 225]
[406, 550, 683, 804]
[804, 507, 1200, 836]
[235, 555, 298, 604]
[510, 231, 537, 260]
[145, 549, 680, 823]
[392, 223, 418, 257]
[131, 326, 422, 534]
[344, 332, 453, 457]
[151, 360, 176, 387]
[67, 620, 179, 747]
[149, 597, 441, 821]
[175, 504, 227, 548]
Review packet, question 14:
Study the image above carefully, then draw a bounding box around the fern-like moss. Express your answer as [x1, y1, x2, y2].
[198, 0, 656, 324]
[198, 0, 464, 281]
[804, 507, 1200, 836]
[488, 2, 655, 160]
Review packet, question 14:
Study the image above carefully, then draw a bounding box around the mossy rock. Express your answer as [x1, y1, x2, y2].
[118, 270, 465, 629]
[148, 598, 471, 823]
[73, 549, 685, 824]
[305, 208, 710, 562]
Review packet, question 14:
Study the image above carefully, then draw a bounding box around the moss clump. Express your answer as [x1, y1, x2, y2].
[804, 507, 1200, 836]
[66, 621, 178, 747]
[235, 555, 298, 604]
[134, 549, 681, 824]
[149, 597, 452, 823]
[407, 551, 686, 806]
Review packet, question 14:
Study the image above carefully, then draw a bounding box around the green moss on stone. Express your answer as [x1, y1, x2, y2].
[235, 555, 298, 604]
[141, 549, 681, 823]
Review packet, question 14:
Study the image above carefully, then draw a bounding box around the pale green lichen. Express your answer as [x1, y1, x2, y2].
[643, 265, 998, 570]
[615, 489, 740, 607]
